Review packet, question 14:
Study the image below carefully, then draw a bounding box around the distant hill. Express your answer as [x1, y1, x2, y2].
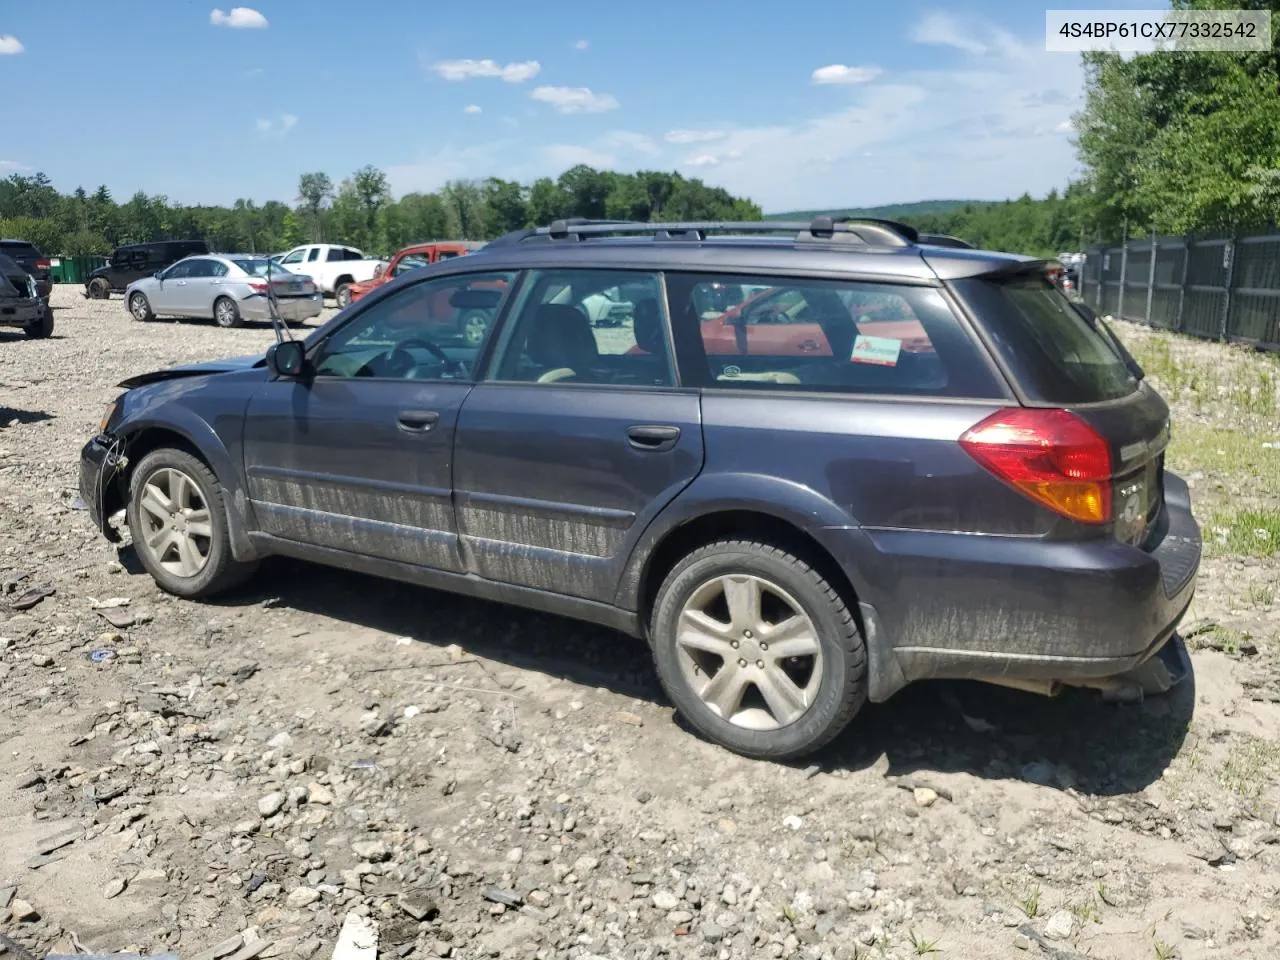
[764, 199, 985, 221]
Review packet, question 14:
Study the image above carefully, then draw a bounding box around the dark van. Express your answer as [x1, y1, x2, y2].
[85, 241, 209, 298]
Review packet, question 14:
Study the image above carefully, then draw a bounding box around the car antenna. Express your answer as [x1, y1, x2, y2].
[264, 256, 295, 344]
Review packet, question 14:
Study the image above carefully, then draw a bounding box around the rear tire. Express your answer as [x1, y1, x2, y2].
[126, 448, 257, 599]
[88, 278, 111, 300]
[649, 539, 867, 761]
[129, 292, 154, 322]
[213, 296, 242, 329]
[23, 309, 54, 339]
[335, 284, 352, 309]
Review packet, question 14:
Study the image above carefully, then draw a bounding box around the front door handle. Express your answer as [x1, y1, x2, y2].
[397, 410, 440, 433]
[627, 424, 680, 452]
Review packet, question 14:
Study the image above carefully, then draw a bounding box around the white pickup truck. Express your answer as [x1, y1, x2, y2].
[274, 244, 385, 308]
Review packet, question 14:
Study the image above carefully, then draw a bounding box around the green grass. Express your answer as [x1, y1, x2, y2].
[1208, 506, 1280, 557]
[1165, 423, 1280, 497]
[908, 929, 943, 955]
[1017, 888, 1042, 919]
[1219, 736, 1280, 799]
[1124, 329, 1280, 418]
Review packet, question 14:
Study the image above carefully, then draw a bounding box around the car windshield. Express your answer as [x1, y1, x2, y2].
[234, 259, 299, 278]
[956, 273, 1137, 403]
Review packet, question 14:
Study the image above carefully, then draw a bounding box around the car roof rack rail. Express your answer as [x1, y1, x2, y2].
[485, 216, 919, 248]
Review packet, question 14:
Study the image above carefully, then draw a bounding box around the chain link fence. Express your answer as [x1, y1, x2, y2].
[1083, 231, 1280, 352]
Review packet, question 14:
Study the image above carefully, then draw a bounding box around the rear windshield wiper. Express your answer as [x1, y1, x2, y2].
[1071, 300, 1145, 381]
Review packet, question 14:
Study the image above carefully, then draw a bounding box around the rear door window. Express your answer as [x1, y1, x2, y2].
[953, 274, 1137, 403]
[665, 273, 1004, 398]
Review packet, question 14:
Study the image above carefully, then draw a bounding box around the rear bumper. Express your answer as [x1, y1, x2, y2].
[0, 298, 47, 328]
[240, 294, 323, 323]
[817, 471, 1201, 700]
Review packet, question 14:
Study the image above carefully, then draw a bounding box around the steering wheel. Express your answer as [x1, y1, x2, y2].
[386, 338, 461, 378]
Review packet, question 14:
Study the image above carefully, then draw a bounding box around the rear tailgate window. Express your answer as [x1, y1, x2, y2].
[0, 241, 42, 262]
[954, 273, 1137, 404]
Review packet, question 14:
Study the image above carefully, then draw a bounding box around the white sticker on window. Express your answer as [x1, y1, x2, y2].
[851, 334, 902, 366]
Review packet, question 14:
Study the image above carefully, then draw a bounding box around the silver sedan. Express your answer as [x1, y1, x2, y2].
[124, 254, 324, 329]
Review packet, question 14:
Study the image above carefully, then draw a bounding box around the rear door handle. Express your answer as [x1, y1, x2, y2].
[397, 410, 440, 433]
[627, 424, 680, 452]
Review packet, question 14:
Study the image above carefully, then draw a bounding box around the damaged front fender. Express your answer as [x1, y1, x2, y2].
[79, 434, 127, 543]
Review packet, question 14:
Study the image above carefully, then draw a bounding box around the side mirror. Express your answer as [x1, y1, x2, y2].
[154, 270, 164, 280]
[267, 340, 307, 378]
[373, 263, 386, 279]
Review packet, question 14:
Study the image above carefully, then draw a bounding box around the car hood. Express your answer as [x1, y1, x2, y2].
[117, 353, 264, 389]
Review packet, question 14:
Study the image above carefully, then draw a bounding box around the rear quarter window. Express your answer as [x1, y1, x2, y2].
[664, 273, 1004, 398]
[954, 274, 1137, 403]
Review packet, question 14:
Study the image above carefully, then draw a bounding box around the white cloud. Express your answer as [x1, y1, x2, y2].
[811, 64, 882, 85]
[665, 129, 727, 145]
[464, 104, 483, 114]
[0, 35, 24, 55]
[910, 10, 987, 54]
[531, 86, 619, 114]
[1054, 119, 1073, 133]
[685, 154, 721, 167]
[210, 7, 269, 29]
[433, 58, 541, 83]
[0, 160, 26, 172]
[603, 131, 660, 156]
[245, 67, 265, 77]
[256, 114, 298, 137]
[574, 39, 590, 50]
[543, 144, 618, 169]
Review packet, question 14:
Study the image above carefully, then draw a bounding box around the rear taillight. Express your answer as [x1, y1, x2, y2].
[959, 408, 1113, 524]
[248, 282, 269, 294]
[36, 259, 50, 270]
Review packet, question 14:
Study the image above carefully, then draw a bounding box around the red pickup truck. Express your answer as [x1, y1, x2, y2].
[346, 242, 472, 304]
[697, 284, 935, 357]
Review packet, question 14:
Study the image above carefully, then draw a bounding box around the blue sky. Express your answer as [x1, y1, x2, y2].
[1, 1, 1168, 212]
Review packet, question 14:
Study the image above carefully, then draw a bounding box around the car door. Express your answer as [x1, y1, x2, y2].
[150, 259, 193, 313]
[452, 268, 704, 603]
[240, 268, 518, 571]
[173, 257, 218, 316]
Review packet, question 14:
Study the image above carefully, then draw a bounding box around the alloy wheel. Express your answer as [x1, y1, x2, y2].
[675, 574, 824, 731]
[135, 467, 213, 578]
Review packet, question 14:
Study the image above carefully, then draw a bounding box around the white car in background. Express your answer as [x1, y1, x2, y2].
[549, 282, 636, 327]
[124, 254, 323, 329]
[275, 243, 385, 308]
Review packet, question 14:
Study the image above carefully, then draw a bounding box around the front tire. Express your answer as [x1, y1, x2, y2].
[129, 292, 154, 321]
[125, 448, 257, 599]
[88, 278, 111, 300]
[213, 296, 242, 329]
[23, 309, 53, 339]
[650, 540, 867, 761]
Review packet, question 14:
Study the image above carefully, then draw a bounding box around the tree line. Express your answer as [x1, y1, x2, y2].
[0, 165, 762, 260]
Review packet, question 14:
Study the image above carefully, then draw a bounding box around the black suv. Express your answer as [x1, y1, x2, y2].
[79, 218, 1200, 760]
[0, 239, 53, 306]
[1, 253, 53, 338]
[85, 240, 209, 298]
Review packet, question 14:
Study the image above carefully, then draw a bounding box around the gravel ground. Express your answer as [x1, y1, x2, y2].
[1, 287, 1278, 960]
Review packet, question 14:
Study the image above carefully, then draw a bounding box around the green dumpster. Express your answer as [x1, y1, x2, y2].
[48, 258, 73, 283]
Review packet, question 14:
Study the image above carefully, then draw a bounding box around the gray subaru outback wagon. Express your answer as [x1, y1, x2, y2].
[80, 218, 1200, 760]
